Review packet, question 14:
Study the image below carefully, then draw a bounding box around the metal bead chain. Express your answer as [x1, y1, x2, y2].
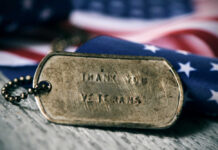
[1, 75, 51, 103]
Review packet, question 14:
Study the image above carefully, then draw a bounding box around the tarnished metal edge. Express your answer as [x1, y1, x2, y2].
[33, 52, 184, 129]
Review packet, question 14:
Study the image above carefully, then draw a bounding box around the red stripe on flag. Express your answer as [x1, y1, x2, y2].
[166, 29, 218, 57]
[149, 34, 215, 57]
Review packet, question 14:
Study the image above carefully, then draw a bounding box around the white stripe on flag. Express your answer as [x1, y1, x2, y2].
[117, 20, 218, 42]
[0, 51, 37, 66]
[70, 10, 192, 32]
[25, 44, 51, 55]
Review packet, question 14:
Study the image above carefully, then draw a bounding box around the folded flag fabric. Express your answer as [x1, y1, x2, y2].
[0, 36, 218, 116]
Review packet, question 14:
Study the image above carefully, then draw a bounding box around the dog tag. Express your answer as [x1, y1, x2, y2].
[33, 52, 183, 129]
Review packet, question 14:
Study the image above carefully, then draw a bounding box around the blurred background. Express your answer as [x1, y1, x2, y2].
[0, 0, 217, 64]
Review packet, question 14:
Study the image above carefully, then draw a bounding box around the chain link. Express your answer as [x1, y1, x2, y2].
[1, 75, 51, 103]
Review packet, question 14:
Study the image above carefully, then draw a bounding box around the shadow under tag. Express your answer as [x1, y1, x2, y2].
[33, 52, 183, 129]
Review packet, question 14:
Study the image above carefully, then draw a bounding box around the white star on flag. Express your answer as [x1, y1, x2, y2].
[143, 45, 159, 53]
[208, 90, 218, 104]
[22, 0, 33, 10]
[178, 62, 196, 77]
[210, 63, 218, 71]
[39, 8, 52, 20]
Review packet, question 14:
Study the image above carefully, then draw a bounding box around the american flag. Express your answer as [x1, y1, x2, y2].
[0, 0, 218, 116]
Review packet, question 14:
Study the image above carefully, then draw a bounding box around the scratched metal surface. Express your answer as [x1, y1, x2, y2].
[33, 52, 183, 128]
[0, 72, 218, 150]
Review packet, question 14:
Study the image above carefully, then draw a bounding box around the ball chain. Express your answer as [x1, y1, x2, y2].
[1, 75, 51, 103]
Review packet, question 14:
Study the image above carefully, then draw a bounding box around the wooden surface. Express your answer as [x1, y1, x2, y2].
[0, 72, 217, 150]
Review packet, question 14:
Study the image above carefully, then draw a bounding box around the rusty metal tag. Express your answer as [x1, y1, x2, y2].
[33, 52, 183, 129]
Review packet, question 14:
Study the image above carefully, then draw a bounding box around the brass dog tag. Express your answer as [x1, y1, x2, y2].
[33, 52, 183, 129]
